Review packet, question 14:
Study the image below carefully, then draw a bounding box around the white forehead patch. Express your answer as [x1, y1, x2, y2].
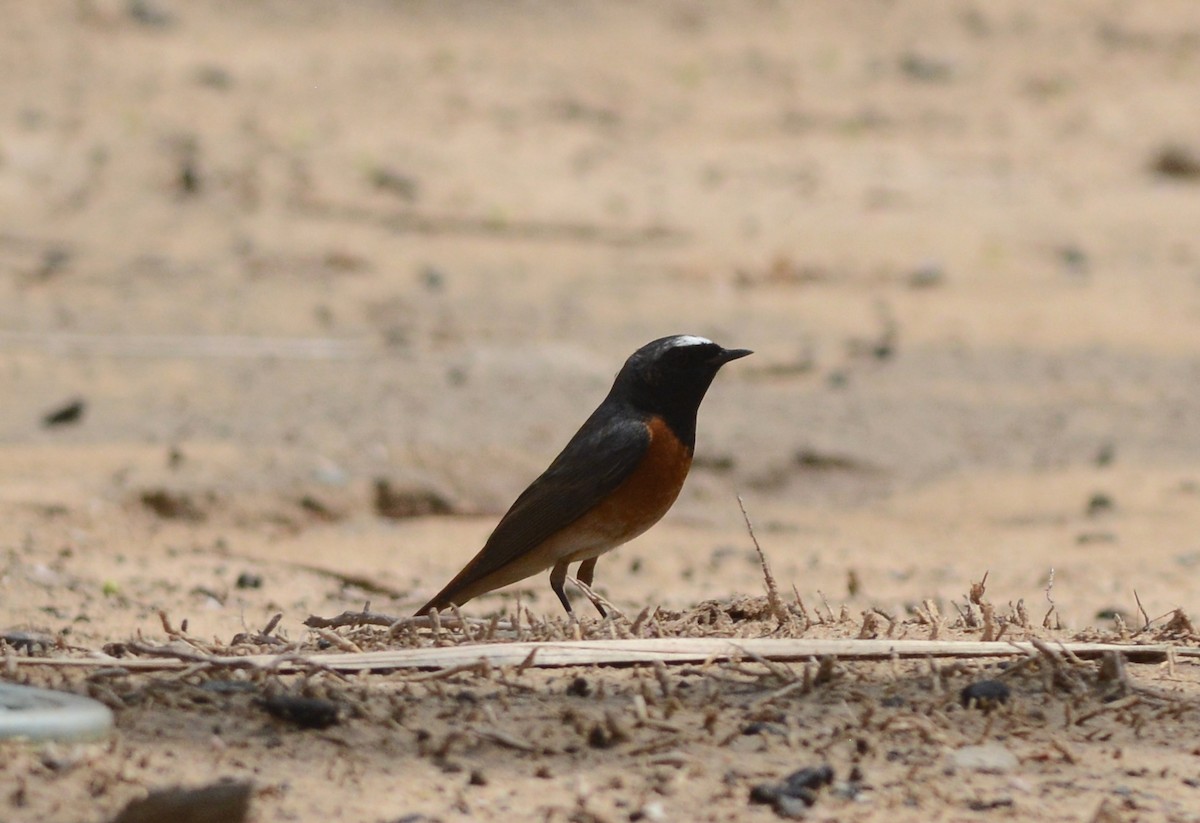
[667, 335, 714, 348]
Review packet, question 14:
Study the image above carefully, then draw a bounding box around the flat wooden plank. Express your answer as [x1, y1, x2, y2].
[9, 637, 1194, 674]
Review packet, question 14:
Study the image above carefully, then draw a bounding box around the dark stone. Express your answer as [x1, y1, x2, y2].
[235, 572, 263, 590]
[259, 694, 340, 729]
[960, 679, 1012, 711]
[748, 784, 780, 805]
[42, 398, 86, 427]
[783, 765, 834, 796]
[112, 780, 251, 823]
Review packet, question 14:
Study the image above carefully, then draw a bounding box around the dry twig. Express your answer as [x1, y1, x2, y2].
[1133, 590, 1151, 631]
[737, 495, 791, 629]
[1043, 568, 1058, 629]
[314, 628, 362, 653]
[568, 576, 625, 621]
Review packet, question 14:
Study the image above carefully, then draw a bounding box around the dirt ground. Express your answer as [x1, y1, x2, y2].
[3, 1, 1200, 821]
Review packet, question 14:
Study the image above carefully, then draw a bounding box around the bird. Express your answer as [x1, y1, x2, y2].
[416, 335, 751, 617]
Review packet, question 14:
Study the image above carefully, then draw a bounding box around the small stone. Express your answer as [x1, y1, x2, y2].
[1086, 492, 1115, 517]
[748, 784, 781, 805]
[139, 489, 206, 522]
[111, 781, 250, 823]
[587, 724, 616, 749]
[42, 398, 86, 427]
[783, 765, 834, 795]
[1151, 145, 1200, 180]
[742, 721, 787, 737]
[960, 679, 1011, 711]
[260, 695, 341, 730]
[235, 572, 263, 590]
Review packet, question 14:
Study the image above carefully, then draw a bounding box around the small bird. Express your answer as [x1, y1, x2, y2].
[416, 335, 751, 617]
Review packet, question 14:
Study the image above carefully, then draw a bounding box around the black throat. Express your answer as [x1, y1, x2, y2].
[613, 373, 720, 453]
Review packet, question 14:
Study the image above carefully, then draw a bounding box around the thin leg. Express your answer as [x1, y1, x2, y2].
[576, 558, 607, 618]
[550, 561, 573, 615]
[577, 558, 597, 587]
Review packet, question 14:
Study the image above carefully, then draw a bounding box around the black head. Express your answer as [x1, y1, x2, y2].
[608, 335, 752, 447]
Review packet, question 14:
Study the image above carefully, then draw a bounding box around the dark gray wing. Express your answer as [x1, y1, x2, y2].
[418, 406, 649, 610]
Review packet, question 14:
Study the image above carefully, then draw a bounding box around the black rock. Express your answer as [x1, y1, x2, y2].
[260, 694, 341, 729]
[749, 764, 834, 816]
[42, 398, 86, 427]
[748, 784, 780, 805]
[112, 780, 251, 823]
[960, 679, 1012, 710]
[783, 765, 834, 796]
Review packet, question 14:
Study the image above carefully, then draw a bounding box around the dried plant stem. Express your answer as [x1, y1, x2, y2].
[737, 495, 791, 628]
[567, 577, 625, 621]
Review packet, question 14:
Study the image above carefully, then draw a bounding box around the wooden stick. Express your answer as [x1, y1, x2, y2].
[11, 637, 1198, 674]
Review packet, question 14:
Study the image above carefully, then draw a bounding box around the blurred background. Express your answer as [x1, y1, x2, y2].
[3, 1, 1200, 628]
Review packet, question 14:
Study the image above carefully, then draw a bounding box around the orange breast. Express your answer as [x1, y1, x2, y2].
[557, 415, 693, 562]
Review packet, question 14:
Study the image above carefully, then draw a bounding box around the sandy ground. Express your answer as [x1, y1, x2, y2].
[3, 1, 1200, 820]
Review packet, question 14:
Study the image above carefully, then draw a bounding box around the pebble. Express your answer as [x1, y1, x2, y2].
[960, 679, 1011, 710]
[260, 695, 341, 730]
[42, 398, 86, 427]
[749, 764, 835, 817]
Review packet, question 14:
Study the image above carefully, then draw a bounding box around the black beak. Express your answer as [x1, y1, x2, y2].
[714, 347, 753, 365]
